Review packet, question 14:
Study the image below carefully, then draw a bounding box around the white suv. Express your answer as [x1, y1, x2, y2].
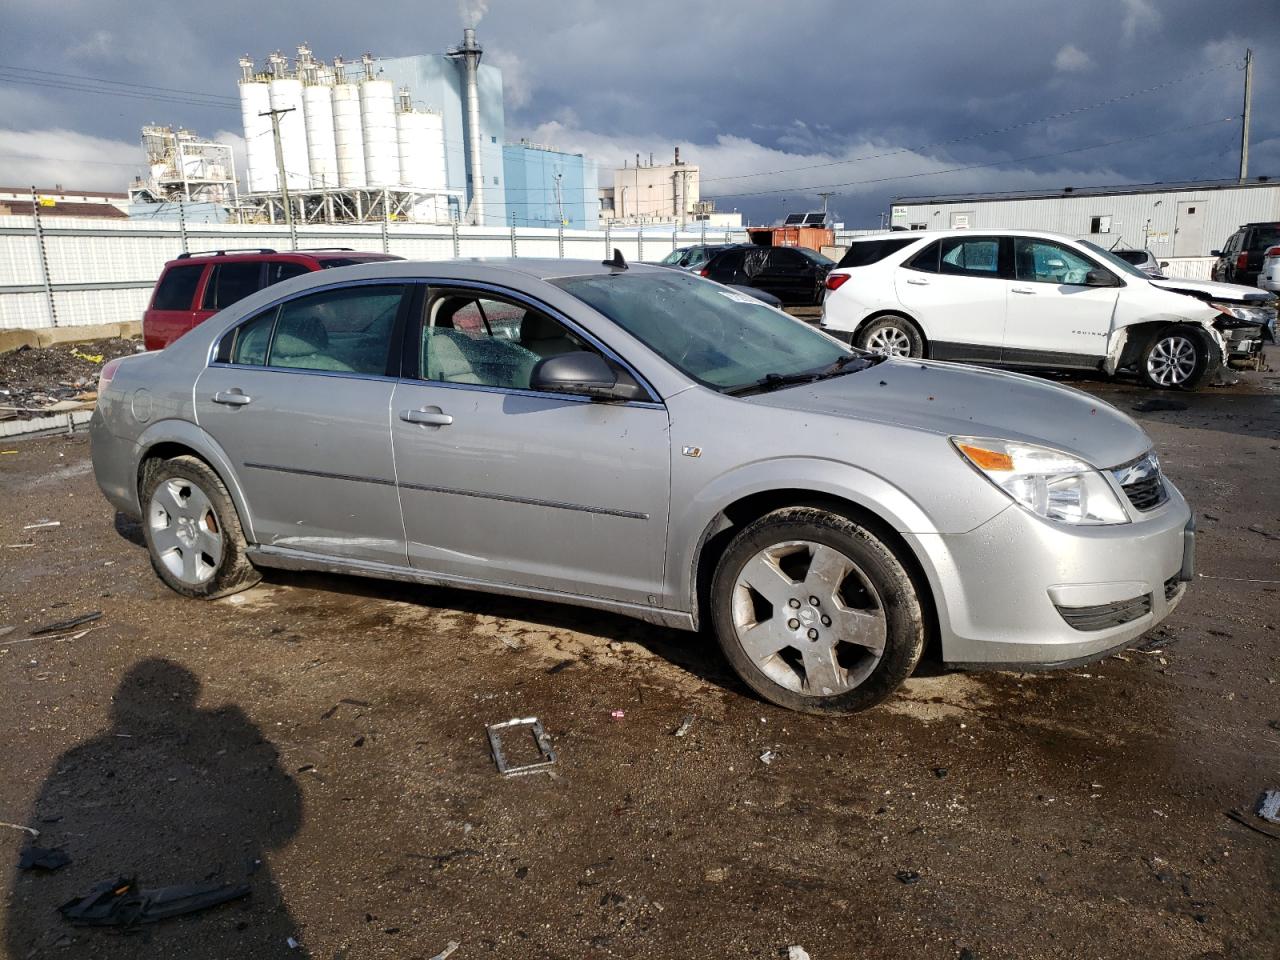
[820, 229, 1274, 389]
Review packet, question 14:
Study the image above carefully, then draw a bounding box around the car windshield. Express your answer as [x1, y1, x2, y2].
[554, 270, 869, 393]
[1077, 240, 1150, 279]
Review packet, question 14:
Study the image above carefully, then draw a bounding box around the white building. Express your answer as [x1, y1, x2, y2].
[891, 177, 1280, 258]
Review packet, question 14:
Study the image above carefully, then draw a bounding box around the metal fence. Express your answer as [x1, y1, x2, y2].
[0, 212, 752, 331]
[0, 214, 1221, 332]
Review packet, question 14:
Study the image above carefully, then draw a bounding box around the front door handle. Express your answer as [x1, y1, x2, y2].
[1011, 287, 1036, 295]
[212, 390, 252, 406]
[905, 277, 930, 285]
[400, 409, 453, 426]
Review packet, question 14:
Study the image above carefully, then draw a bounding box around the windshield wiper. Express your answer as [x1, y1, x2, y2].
[725, 352, 883, 397]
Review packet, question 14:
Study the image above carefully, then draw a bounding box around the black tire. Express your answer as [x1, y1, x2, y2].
[710, 507, 925, 715]
[1137, 325, 1209, 390]
[140, 455, 261, 599]
[855, 314, 925, 358]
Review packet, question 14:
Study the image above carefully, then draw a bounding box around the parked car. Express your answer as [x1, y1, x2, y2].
[143, 248, 403, 350]
[1257, 244, 1280, 295]
[1211, 222, 1280, 288]
[652, 251, 784, 308]
[1111, 248, 1167, 278]
[92, 256, 1193, 714]
[819, 229, 1274, 389]
[658, 244, 735, 271]
[700, 244, 834, 306]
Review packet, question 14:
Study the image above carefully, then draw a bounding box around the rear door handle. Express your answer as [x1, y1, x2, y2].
[1011, 287, 1036, 295]
[212, 390, 252, 406]
[400, 409, 453, 426]
[905, 277, 929, 285]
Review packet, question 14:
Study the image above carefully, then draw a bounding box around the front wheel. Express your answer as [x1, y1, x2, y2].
[710, 508, 926, 714]
[856, 315, 925, 358]
[1138, 326, 1208, 390]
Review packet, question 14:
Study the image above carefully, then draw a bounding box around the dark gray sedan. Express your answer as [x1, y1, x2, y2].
[91, 257, 1193, 713]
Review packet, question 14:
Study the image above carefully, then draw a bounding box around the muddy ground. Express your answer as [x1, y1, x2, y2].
[0, 352, 1278, 960]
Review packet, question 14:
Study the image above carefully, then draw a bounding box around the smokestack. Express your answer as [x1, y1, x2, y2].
[674, 146, 680, 165]
[449, 27, 486, 225]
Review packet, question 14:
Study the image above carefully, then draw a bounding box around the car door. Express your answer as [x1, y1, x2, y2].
[194, 281, 411, 566]
[894, 235, 1009, 362]
[1002, 237, 1119, 366]
[389, 283, 671, 606]
[759, 247, 811, 304]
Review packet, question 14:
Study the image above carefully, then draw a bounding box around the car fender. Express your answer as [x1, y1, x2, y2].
[668, 455, 942, 615]
[134, 418, 259, 543]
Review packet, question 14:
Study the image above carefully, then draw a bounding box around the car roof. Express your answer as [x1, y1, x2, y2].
[164, 249, 402, 267]
[254, 256, 675, 287]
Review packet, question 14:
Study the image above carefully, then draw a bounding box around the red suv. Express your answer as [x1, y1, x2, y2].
[142, 248, 403, 350]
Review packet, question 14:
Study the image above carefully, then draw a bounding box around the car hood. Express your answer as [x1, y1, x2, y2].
[1148, 276, 1275, 304]
[747, 359, 1150, 469]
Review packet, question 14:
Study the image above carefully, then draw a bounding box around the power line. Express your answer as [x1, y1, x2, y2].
[0, 72, 241, 111]
[704, 117, 1239, 200]
[699, 58, 1243, 185]
[0, 63, 240, 104]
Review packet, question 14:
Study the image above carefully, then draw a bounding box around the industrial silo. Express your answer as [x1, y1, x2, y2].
[330, 57, 366, 188]
[266, 51, 310, 190]
[238, 57, 275, 193]
[298, 46, 338, 190]
[359, 54, 398, 189]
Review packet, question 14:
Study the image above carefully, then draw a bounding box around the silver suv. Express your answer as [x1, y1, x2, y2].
[91, 258, 1194, 714]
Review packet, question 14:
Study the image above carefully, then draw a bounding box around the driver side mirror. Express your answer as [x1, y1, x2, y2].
[1210, 250, 1221, 257]
[530, 351, 646, 402]
[1085, 268, 1119, 287]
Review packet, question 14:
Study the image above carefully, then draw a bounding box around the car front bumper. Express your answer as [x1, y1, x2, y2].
[908, 480, 1193, 667]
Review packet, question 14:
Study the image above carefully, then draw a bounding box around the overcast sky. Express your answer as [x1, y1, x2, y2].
[0, 0, 1275, 226]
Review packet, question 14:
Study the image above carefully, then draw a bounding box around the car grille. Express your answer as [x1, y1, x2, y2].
[1112, 452, 1167, 512]
[1055, 594, 1153, 631]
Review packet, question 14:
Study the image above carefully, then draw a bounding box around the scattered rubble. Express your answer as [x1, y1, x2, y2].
[487, 717, 557, 777]
[0, 338, 138, 421]
[1256, 789, 1280, 824]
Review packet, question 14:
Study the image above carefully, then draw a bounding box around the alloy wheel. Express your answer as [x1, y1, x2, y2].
[148, 478, 224, 585]
[1146, 335, 1198, 386]
[730, 539, 887, 696]
[865, 326, 913, 356]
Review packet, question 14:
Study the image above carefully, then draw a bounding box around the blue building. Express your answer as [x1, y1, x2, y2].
[376, 52, 507, 224]
[502, 141, 600, 230]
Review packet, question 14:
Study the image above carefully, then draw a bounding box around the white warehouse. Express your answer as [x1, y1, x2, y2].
[891, 177, 1280, 259]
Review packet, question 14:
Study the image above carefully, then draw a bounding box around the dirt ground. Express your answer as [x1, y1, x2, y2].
[0, 352, 1278, 960]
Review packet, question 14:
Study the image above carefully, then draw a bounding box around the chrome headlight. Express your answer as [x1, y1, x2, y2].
[952, 437, 1130, 526]
[1209, 301, 1274, 327]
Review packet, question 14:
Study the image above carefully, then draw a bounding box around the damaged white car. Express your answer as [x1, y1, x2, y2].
[820, 229, 1276, 389]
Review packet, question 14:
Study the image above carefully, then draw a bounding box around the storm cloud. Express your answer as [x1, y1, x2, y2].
[0, 0, 1274, 226]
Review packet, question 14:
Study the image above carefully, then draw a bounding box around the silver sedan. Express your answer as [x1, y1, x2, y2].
[91, 257, 1194, 713]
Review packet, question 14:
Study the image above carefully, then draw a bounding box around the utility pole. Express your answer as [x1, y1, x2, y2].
[817, 191, 835, 223]
[260, 106, 296, 247]
[1239, 48, 1253, 180]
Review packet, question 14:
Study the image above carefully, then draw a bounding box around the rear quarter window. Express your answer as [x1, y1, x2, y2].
[151, 265, 204, 311]
[836, 237, 916, 269]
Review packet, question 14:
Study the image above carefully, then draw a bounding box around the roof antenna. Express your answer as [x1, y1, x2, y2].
[602, 248, 628, 270]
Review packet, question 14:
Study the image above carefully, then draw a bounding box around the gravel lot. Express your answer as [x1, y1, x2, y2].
[1, 350, 1278, 959]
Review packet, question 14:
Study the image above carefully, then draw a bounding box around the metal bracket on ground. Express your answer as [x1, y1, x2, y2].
[486, 717, 556, 777]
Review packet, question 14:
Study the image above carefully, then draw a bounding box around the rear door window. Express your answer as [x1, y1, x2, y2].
[766, 248, 807, 273]
[152, 265, 204, 310]
[267, 284, 405, 375]
[837, 238, 916, 269]
[939, 236, 1003, 278]
[266, 261, 311, 286]
[225, 308, 277, 366]
[904, 241, 941, 273]
[202, 262, 264, 310]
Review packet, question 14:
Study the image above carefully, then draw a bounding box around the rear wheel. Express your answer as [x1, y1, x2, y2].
[1138, 326, 1208, 390]
[856, 314, 924, 358]
[141, 456, 260, 599]
[710, 508, 925, 714]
